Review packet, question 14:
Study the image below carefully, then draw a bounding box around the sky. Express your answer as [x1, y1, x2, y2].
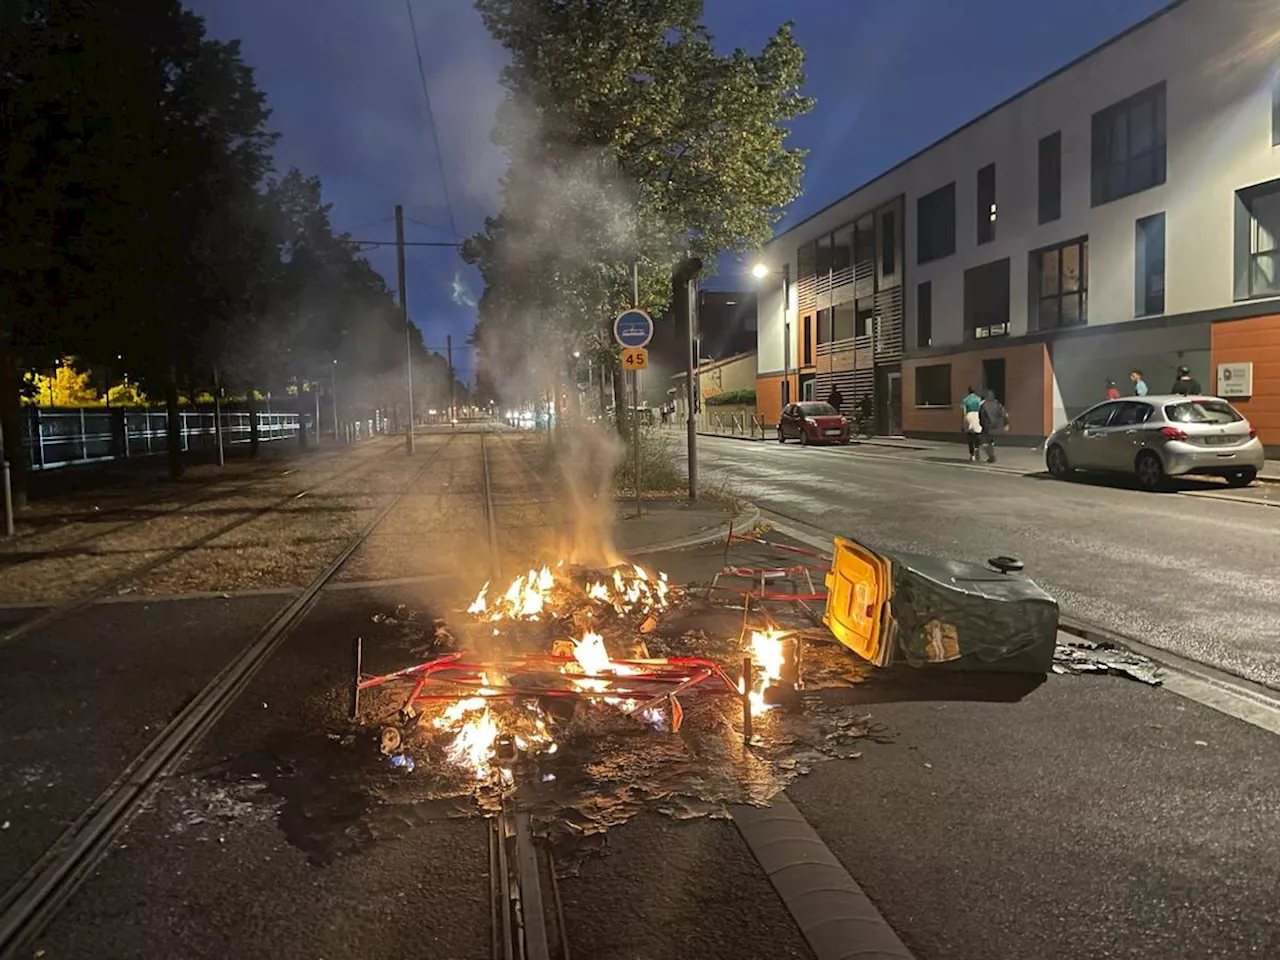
[187, 0, 1172, 381]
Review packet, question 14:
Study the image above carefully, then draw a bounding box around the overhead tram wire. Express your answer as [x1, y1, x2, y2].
[404, 0, 460, 240]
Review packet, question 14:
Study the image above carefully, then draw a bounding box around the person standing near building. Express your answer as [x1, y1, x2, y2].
[978, 389, 1009, 464]
[1106, 380, 1120, 400]
[961, 385, 983, 462]
[1130, 369, 1149, 396]
[1171, 365, 1202, 395]
[826, 384, 844, 413]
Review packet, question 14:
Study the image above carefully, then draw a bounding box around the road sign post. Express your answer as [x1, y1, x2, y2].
[614, 309, 653, 518]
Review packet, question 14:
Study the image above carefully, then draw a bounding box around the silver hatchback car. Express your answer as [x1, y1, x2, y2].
[1045, 395, 1264, 490]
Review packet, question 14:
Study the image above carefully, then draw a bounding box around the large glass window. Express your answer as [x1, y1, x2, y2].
[853, 215, 876, 268]
[832, 303, 857, 341]
[1039, 132, 1061, 224]
[1135, 213, 1166, 316]
[815, 309, 833, 344]
[977, 163, 996, 245]
[880, 209, 897, 278]
[963, 258, 1011, 339]
[1033, 238, 1089, 330]
[1235, 180, 1280, 299]
[1091, 82, 1166, 206]
[915, 364, 952, 407]
[917, 281, 932, 348]
[802, 315, 813, 366]
[917, 183, 956, 263]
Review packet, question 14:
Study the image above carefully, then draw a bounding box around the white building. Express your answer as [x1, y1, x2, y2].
[754, 0, 1280, 452]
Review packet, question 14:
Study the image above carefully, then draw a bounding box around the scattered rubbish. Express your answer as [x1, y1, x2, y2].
[1194, 740, 1208, 747]
[923, 762, 933, 769]
[390, 753, 416, 773]
[261, 702, 268, 709]
[1052, 635, 1162, 684]
[2, 821, 9, 830]
[379, 727, 402, 755]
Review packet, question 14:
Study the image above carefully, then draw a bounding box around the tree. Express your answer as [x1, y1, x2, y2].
[22, 358, 99, 407]
[464, 0, 812, 426]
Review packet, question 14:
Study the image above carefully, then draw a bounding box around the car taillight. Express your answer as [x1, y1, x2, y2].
[1249, 426, 1257, 439]
[1159, 426, 1188, 441]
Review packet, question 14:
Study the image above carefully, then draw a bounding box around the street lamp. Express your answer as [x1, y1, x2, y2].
[751, 261, 793, 406]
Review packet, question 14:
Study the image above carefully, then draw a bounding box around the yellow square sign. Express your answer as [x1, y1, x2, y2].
[622, 347, 649, 370]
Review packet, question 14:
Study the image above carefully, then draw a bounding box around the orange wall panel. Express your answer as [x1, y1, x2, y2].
[1211, 314, 1280, 447]
[903, 343, 1050, 438]
[755, 374, 798, 426]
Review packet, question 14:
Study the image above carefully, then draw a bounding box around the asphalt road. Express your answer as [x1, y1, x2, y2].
[690, 436, 1280, 689]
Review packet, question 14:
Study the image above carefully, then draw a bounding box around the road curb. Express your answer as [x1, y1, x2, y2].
[733, 794, 915, 960]
[697, 431, 765, 443]
[626, 500, 761, 557]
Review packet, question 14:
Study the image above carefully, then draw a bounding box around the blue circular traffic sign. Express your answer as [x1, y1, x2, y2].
[613, 309, 654, 349]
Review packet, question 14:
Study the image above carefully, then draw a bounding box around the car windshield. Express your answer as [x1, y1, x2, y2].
[799, 402, 838, 416]
[1164, 399, 1242, 424]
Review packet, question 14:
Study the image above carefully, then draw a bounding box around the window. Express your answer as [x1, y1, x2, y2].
[832, 303, 856, 341]
[963, 258, 1011, 339]
[915, 364, 952, 407]
[832, 230, 851, 275]
[1165, 399, 1242, 424]
[1077, 403, 1118, 428]
[917, 183, 956, 263]
[815, 309, 832, 344]
[1091, 82, 1166, 206]
[1135, 213, 1166, 315]
[802, 316, 813, 366]
[1234, 179, 1280, 299]
[815, 234, 833, 278]
[1033, 238, 1088, 330]
[1110, 401, 1153, 427]
[855, 304, 874, 338]
[853, 214, 875, 268]
[880, 210, 897, 278]
[1273, 79, 1280, 147]
[801, 378, 815, 401]
[1038, 132, 1061, 224]
[977, 163, 996, 244]
[917, 281, 932, 348]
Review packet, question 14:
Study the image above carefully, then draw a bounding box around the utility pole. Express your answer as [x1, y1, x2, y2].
[331, 360, 340, 441]
[446, 333, 456, 425]
[631, 261, 641, 518]
[212, 366, 225, 467]
[673, 257, 703, 500]
[396, 204, 415, 454]
[0, 417, 14, 537]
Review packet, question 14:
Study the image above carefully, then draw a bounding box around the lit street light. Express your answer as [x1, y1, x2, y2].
[751, 262, 769, 280]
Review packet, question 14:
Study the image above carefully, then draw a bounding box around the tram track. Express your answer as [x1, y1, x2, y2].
[0, 433, 459, 959]
[0, 437, 408, 645]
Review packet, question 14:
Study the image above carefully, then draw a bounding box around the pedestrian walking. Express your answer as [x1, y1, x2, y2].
[1130, 369, 1149, 396]
[825, 384, 844, 412]
[858, 394, 873, 436]
[978, 389, 1009, 464]
[961, 385, 983, 461]
[1171, 365, 1202, 395]
[1106, 380, 1120, 400]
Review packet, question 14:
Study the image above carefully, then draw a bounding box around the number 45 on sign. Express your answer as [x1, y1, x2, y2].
[622, 347, 648, 370]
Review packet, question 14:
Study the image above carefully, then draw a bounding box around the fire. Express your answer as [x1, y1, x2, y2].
[572, 631, 612, 675]
[468, 562, 671, 623]
[741, 629, 787, 713]
[446, 707, 499, 779]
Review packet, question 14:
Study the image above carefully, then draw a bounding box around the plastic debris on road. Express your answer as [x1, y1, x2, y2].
[1053, 635, 1162, 684]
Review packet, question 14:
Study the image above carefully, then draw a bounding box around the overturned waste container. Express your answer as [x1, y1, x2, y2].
[823, 536, 1058, 673]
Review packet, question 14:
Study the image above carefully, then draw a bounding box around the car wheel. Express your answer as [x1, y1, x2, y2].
[800, 431, 810, 446]
[1046, 444, 1072, 479]
[1226, 467, 1257, 488]
[777, 427, 785, 443]
[1135, 451, 1166, 490]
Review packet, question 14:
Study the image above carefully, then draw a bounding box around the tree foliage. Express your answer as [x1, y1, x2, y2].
[464, 0, 813, 404]
[0, 0, 465, 493]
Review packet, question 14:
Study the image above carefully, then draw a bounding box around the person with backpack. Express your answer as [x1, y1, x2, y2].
[979, 389, 1009, 464]
[961, 385, 983, 462]
[1171, 366, 1202, 395]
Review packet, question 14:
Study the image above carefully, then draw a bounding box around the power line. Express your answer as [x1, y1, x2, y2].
[404, 0, 459, 240]
[405, 216, 464, 240]
[350, 239, 462, 249]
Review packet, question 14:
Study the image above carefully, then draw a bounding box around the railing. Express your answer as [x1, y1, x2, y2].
[701, 412, 767, 439]
[19, 408, 301, 471]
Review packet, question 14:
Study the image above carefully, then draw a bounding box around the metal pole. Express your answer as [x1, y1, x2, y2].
[742, 655, 754, 743]
[213, 366, 225, 467]
[313, 381, 321, 447]
[446, 333, 456, 424]
[631, 262, 642, 515]
[0, 418, 14, 538]
[781, 263, 792, 407]
[674, 258, 702, 501]
[396, 204, 415, 454]
[331, 361, 339, 441]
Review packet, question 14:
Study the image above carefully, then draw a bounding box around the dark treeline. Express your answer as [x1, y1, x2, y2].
[0, 0, 458, 502]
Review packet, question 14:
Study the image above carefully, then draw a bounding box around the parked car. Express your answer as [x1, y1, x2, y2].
[1044, 395, 1263, 490]
[777, 401, 851, 445]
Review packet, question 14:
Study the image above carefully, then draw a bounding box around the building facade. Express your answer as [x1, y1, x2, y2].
[755, 0, 1280, 451]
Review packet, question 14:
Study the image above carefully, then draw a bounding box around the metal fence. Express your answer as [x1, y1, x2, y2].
[701, 412, 768, 439]
[19, 408, 301, 471]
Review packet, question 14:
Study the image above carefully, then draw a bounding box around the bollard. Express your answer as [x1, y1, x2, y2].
[349, 636, 363, 720]
[1, 456, 13, 538]
[742, 655, 753, 744]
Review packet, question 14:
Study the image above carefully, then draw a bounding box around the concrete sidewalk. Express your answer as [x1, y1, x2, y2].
[856, 435, 1280, 483]
[614, 496, 756, 556]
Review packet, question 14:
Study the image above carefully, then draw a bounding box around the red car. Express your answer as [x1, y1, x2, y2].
[777, 401, 851, 445]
